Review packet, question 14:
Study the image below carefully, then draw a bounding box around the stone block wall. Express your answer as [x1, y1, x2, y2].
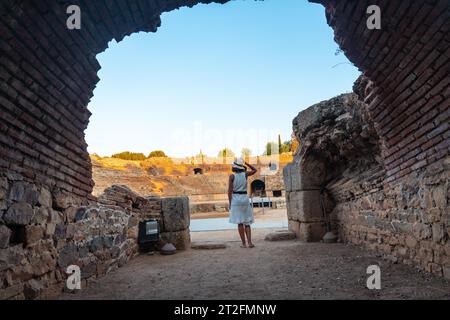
[284, 180, 325, 242]
[286, 83, 449, 278]
[330, 158, 450, 278]
[0, 180, 190, 299]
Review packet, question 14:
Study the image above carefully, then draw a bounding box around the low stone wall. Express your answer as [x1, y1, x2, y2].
[331, 158, 450, 278]
[0, 178, 190, 299]
[190, 202, 229, 215]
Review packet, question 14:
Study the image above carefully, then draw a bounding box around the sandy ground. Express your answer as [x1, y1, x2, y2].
[61, 227, 450, 300]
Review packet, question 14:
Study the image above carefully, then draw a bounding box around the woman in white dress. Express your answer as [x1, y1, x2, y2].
[228, 158, 257, 248]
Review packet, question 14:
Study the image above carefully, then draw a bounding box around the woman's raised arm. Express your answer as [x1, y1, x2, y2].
[245, 162, 257, 177]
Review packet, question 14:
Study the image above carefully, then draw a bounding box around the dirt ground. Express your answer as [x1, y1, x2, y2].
[61, 228, 450, 300]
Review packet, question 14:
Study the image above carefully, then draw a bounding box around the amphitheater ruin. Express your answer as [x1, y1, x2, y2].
[0, 0, 449, 299]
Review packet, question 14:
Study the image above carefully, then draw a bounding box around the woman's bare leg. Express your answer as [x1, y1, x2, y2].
[245, 225, 254, 248]
[238, 224, 246, 247]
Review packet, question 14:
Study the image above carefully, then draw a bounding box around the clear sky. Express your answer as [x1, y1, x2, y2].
[86, 0, 360, 158]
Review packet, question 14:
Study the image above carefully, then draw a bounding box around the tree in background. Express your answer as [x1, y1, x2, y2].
[280, 141, 292, 153]
[111, 151, 146, 161]
[278, 134, 293, 154]
[196, 150, 206, 164]
[264, 142, 279, 156]
[264, 139, 293, 156]
[241, 147, 252, 162]
[218, 148, 235, 158]
[148, 150, 167, 158]
[278, 134, 283, 154]
[218, 148, 235, 164]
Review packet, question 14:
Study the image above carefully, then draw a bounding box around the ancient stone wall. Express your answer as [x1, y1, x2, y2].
[285, 92, 380, 241]
[0, 0, 449, 297]
[282, 0, 449, 277]
[286, 83, 449, 278]
[0, 178, 190, 299]
[330, 157, 450, 278]
[2, 0, 447, 200]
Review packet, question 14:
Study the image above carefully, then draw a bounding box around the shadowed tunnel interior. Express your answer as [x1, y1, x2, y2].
[0, 0, 448, 299]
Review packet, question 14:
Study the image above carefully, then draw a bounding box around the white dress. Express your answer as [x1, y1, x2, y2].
[229, 172, 254, 225]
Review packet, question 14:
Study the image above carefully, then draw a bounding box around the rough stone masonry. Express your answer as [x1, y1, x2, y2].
[282, 0, 449, 279]
[284, 78, 450, 279]
[0, 0, 449, 298]
[0, 181, 190, 299]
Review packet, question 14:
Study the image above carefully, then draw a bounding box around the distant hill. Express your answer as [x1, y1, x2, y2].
[90, 154, 293, 198]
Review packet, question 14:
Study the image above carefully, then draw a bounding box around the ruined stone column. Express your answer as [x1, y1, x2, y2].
[283, 156, 327, 242]
[160, 197, 191, 250]
[283, 92, 381, 242]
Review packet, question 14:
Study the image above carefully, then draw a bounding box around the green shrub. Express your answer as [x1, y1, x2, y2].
[111, 151, 146, 161]
[148, 150, 167, 158]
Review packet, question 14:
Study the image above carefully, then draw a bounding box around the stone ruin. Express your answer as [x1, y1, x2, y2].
[0, 0, 449, 298]
[285, 82, 449, 276]
[285, 0, 450, 277]
[0, 181, 189, 299]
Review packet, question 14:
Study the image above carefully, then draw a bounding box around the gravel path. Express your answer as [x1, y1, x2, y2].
[62, 228, 450, 300]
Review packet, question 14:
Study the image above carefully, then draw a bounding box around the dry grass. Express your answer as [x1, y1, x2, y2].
[91, 153, 294, 176]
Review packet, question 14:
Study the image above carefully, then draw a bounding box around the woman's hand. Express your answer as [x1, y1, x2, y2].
[245, 162, 257, 177]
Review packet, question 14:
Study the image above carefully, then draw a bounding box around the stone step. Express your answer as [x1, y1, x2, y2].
[191, 242, 227, 250]
[264, 231, 296, 241]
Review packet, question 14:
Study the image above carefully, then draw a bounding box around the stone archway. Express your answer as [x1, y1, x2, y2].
[284, 92, 382, 242]
[251, 179, 266, 196]
[0, 0, 449, 298]
[0, 0, 447, 200]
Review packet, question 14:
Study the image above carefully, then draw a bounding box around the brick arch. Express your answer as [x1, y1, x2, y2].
[0, 0, 449, 299]
[0, 0, 227, 198]
[0, 0, 448, 197]
[323, 0, 450, 183]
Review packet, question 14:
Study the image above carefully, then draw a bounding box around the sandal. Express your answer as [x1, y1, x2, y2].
[248, 244, 255, 248]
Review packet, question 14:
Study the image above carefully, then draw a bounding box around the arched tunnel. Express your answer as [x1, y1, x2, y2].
[0, 0, 448, 299]
[251, 179, 266, 196]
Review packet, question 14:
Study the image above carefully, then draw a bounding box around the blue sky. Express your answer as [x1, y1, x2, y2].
[86, 0, 360, 158]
